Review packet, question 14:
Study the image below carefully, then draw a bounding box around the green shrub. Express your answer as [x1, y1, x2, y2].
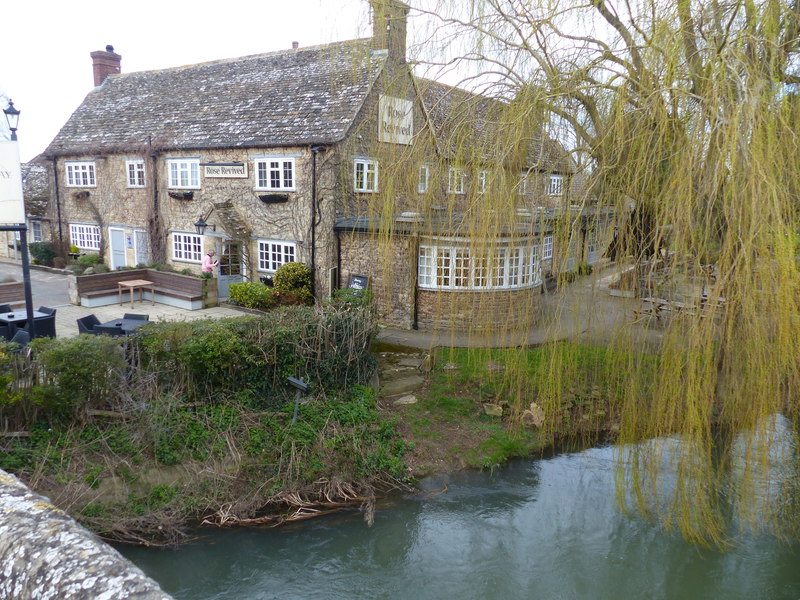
[77, 253, 104, 267]
[92, 263, 109, 273]
[69, 244, 80, 254]
[27, 336, 127, 421]
[329, 287, 374, 309]
[273, 262, 313, 304]
[29, 242, 57, 266]
[135, 306, 376, 404]
[228, 281, 276, 310]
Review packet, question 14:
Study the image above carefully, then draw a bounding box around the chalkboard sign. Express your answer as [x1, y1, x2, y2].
[348, 275, 369, 290]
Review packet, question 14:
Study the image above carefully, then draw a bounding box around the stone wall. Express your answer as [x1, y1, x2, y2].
[417, 287, 539, 332]
[0, 469, 173, 600]
[339, 231, 415, 328]
[53, 145, 338, 296]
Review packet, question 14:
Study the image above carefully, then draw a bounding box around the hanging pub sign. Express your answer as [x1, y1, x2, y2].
[378, 95, 413, 145]
[202, 163, 248, 178]
[0, 141, 24, 224]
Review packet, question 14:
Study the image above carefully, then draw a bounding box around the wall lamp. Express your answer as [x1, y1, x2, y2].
[194, 207, 216, 235]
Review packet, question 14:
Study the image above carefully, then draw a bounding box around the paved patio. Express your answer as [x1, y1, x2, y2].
[1, 257, 246, 338]
[54, 302, 245, 338]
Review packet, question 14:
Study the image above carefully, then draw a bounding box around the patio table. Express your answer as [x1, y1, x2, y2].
[118, 279, 155, 309]
[96, 318, 151, 336]
[0, 310, 47, 328]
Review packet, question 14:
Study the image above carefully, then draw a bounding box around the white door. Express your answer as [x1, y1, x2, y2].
[134, 230, 150, 266]
[109, 228, 127, 270]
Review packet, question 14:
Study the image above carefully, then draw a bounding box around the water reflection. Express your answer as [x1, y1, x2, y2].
[121, 445, 800, 600]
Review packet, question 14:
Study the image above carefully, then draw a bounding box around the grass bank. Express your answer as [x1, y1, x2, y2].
[385, 342, 658, 475]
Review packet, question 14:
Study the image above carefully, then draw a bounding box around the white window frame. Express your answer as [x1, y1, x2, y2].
[172, 232, 203, 263]
[29, 220, 43, 243]
[418, 240, 541, 291]
[478, 170, 488, 194]
[168, 159, 201, 189]
[353, 158, 378, 193]
[126, 160, 146, 188]
[517, 173, 529, 195]
[548, 174, 564, 196]
[418, 164, 430, 194]
[65, 162, 96, 187]
[448, 167, 465, 194]
[258, 239, 297, 272]
[69, 223, 101, 250]
[543, 235, 553, 260]
[255, 158, 295, 191]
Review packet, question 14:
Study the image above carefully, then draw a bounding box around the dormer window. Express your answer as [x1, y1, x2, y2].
[168, 159, 200, 189]
[66, 162, 96, 187]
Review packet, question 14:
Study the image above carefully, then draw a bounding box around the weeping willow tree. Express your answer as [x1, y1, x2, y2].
[357, 0, 800, 544]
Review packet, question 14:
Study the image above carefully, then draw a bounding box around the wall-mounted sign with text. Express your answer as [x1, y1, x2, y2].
[378, 95, 413, 145]
[0, 141, 25, 225]
[202, 163, 248, 178]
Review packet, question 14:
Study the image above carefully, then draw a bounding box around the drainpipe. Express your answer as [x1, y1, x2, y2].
[310, 145, 326, 299]
[149, 140, 161, 263]
[50, 157, 63, 246]
[412, 233, 419, 330]
[336, 229, 342, 289]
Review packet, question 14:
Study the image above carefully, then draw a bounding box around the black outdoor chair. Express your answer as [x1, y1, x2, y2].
[37, 306, 57, 316]
[27, 314, 56, 338]
[10, 329, 30, 348]
[123, 313, 149, 320]
[0, 324, 11, 341]
[0, 304, 12, 314]
[77, 314, 101, 335]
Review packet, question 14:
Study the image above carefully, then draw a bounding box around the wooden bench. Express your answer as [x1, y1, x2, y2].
[74, 269, 208, 310]
[0, 280, 25, 309]
[634, 295, 724, 323]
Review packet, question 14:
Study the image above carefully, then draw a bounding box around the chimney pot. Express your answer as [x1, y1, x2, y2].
[292, 41, 299, 49]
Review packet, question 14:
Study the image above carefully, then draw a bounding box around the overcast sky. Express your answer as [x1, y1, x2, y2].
[1, 0, 378, 162]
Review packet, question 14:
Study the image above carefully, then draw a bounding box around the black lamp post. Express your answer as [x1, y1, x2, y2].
[2, 99, 36, 338]
[3, 100, 20, 141]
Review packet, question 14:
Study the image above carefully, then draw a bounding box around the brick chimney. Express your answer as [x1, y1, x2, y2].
[370, 0, 409, 63]
[90, 45, 121, 87]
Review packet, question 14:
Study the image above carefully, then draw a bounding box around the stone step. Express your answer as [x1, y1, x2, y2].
[378, 365, 421, 382]
[380, 375, 425, 397]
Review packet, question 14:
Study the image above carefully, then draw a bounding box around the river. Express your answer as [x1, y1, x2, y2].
[120, 444, 800, 600]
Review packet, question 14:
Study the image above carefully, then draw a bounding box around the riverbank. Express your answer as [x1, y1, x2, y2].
[1, 317, 633, 546]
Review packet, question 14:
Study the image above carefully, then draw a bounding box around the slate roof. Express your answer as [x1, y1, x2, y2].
[415, 78, 573, 173]
[21, 160, 49, 217]
[45, 40, 387, 156]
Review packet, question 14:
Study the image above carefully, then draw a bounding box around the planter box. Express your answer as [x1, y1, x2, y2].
[0, 281, 24, 308]
[69, 269, 218, 310]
